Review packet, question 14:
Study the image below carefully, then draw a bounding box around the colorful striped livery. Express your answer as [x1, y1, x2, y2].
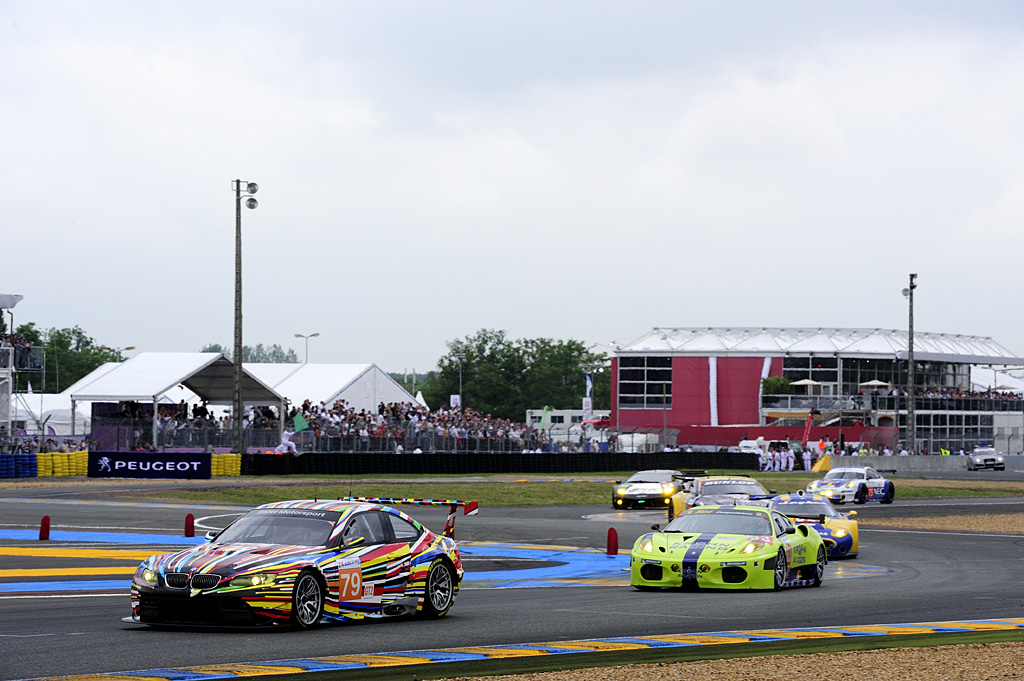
[127, 498, 473, 628]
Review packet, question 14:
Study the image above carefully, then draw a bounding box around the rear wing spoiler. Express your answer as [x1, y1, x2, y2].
[339, 497, 479, 539]
[782, 512, 827, 523]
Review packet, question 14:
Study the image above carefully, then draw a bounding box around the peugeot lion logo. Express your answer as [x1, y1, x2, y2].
[98, 457, 112, 472]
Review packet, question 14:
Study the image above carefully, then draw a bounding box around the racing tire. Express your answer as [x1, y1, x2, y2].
[420, 557, 456, 618]
[291, 570, 325, 629]
[880, 482, 895, 504]
[772, 548, 788, 591]
[810, 545, 826, 587]
[853, 485, 868, 505]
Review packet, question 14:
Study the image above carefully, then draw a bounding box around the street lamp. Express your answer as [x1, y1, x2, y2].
[294, 332, 319, 363]
[902, 273, 918, 454]
[232, 179, 258, 455]
[453, 353, 466, 412]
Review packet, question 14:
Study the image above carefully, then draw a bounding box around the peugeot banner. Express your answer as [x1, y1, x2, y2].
[88, 451, 212, 479]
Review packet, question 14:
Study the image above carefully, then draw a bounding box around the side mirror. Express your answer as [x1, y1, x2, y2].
[650, 524, 661, 532]
[784, 526, 796, 534]
[848, 510, 858, 518]
[768, 489, 777, 494]
[204, 531, 218, 542]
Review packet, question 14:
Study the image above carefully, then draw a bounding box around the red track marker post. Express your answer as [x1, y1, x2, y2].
[184, 513, 195, 538]
[606, 527, 618, 555]
[39, 515, 50, 541]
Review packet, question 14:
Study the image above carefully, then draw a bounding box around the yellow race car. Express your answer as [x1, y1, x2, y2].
[770, 492, 858, 558]
[668, 475, 775, 519]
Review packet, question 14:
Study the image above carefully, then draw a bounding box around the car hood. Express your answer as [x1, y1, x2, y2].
[815, 479, 858, 488]
[151, 542, 329, 576]
[652, 531, 776, 558]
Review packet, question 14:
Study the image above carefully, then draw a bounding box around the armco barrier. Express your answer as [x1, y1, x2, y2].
[240, 451, 759, 476]
[825, 454, 1024, 471]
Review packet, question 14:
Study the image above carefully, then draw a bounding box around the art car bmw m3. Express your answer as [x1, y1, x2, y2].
[126, 497, 477, 628]
[630, 504, 826, 591]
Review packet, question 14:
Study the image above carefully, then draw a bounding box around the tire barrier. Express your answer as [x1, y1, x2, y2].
[240, 451, 758, 476]
[35, 451, 89, 477]
[0, 453, 39, 478]
[211, 453, 241, 477]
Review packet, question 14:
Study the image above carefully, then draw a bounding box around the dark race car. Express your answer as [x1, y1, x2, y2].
[612, 469, 683, 510]
[126, 497, 477, 628]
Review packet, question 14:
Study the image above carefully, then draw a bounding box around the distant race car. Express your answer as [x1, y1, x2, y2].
[770, 492, 858, 558]
[126, 497, 477, 628]
[612, 469, 683, 509]
[967, 448, 1006, 471]
[668, 475, 775, 519]
[807, 466, 895, 504]
[630, 504, 827, 591]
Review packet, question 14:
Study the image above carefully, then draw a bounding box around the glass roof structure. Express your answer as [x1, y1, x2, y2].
[616, 328, 1024, 366]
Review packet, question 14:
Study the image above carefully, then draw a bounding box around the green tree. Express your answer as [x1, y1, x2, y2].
[762, 376, 792, 395]
[420, 329, 609, 421]
[200, 343, 298, 363]
[12, 323, 119, 393]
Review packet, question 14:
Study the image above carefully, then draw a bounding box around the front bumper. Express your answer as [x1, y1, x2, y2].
[629, 553, 775, 590]
[815, 487, 855, 503]
[614, 494, 672, 509]
[131, 585, 289, 627]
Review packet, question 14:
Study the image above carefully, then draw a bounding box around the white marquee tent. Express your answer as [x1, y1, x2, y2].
[243, 363, 415, 413]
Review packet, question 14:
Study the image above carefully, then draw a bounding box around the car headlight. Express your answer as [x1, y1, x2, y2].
[662, 485, 675, 494]
[996, 457, 1004, 462]
[229, 574, 277, 587]
[821, 489, 833, 497]
[832, 529, 848, 538]
[807, 481, 819, 490]
[136, 568, 158, 586]
[845, 481, 858, 489]
[616, 488, 626, 495]
[741, 541, 765, 554]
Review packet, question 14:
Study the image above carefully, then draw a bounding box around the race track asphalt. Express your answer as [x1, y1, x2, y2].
[2, 476, 1023, 680]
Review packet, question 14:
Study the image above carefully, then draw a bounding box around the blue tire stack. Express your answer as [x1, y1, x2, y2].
[0, 456, 11, 478]
[1, 454, 39, 478]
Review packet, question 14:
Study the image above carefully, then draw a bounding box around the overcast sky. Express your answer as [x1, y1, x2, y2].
[4, 1, 1024, 373]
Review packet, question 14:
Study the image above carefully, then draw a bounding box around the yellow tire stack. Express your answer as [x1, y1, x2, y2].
[36, 452, 53, 477]
[52, 452, 69, 477]
[211, 453, 241, 476]
[71, 451, 87, 475]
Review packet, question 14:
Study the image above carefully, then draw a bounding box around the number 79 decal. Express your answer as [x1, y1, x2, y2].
[336, 557, 362, 600]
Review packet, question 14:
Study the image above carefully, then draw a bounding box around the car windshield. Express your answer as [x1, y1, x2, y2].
[823, 469, 864, 480]
[626, 471, 676, 483]
[664, 509, 773, 536]
[698, 480, 766, 495]
[774, 502, 839, 519]
[216, 509, 342, 546]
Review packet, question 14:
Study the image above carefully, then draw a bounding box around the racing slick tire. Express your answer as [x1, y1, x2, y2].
[772, 548, 788, 591]
[420, 557, 456, 618]
[880, 482, 895, 504]
[807, 545, 826, 587]
[853, 485, 868, 505]
[291, 569, 325, 629]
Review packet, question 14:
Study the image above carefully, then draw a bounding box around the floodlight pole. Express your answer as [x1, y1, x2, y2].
[232, 179, 258, 455]
[907, 273, 917, 455]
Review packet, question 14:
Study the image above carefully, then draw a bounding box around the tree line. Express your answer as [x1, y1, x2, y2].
[5, 320, 610, 421]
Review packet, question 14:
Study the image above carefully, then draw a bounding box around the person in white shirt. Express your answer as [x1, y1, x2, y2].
[773, 449, 782, 472]
[276, 428, 298, 456]
[756, 446, 765, 471]
[786, 447, 795, 472]
[801, 448, 812, 471]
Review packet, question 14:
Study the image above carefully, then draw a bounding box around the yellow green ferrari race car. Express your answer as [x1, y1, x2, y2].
[630, 504, 827, 591]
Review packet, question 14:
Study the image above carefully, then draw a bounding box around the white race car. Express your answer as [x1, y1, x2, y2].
[806, 466, 895, 505]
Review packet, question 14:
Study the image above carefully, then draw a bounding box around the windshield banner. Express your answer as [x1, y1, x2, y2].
[88, 451, 212, 479]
